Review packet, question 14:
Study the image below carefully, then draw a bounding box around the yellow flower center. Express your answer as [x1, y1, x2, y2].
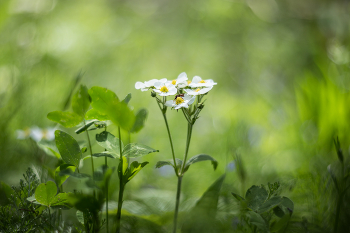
[195, 88, 201, 92]
[160, 86, 169, 93]
[171, 80, 176, 85]
[199, 80, 206, 83]
[187, 80, 191, 85]
[175, 97, 184, 105]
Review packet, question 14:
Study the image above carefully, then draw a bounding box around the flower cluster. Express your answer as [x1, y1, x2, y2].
[135, 72, 216, 110]
[16, 126, 56, 142]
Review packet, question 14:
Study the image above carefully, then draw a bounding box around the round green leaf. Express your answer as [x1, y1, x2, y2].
[245, 185, 268, 211]
[35, 181, 57, 207]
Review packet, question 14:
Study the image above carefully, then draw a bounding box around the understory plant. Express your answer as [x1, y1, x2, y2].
[135, 72, 219, 232]
[28, 84, 157, 232]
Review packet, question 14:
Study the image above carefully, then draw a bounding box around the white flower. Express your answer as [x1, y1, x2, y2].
[188, 76, 217, 88]
[30, 126, 43, 142]
[184, 86, 213, 96]
[16, 127, 56, 141]
[166, 72, 188, 88]
[165, 94, 195, 109]
[153, 81, 177, 96]
[135, 78, 167, 91]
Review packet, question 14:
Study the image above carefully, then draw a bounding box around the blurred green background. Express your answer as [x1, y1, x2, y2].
[1, 0, 350, 230]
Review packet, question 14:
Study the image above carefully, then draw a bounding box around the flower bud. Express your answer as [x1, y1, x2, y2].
[151, 91, 156, 97]
[198, 103, 204, 109]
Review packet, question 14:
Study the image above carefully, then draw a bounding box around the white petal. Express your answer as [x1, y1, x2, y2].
[192, 76, 202, 83]
[199, 86, 213, 94]
[159, 78, 167, 83]
[135, 82, 145, 89]
[183, 93, 192, 100]
[188, 97, 195, 105]
[165, 100, 175, 107]
[177, 72, 188, 82]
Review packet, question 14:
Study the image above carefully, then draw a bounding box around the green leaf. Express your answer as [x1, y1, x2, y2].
[92, 152, 115, 159]
[34, 181, 57, 207]
[127, 161, 149, 181]
[75, 120, 97, 134]
[96, 131, 122, 156]
[51, 192, 74, 208]
[274, 196, 294, 218]
[89, 86, 120, 112]
[257, 196, 282, 214]
[271, 211, 292, 232]
[184, 154, 218, 172]
[76, 210, 85, 225]
[55, 130, 82, 167]
[123, 143, 158, 158]
[89, 87, 136, 131]
[72, 84, 91, 117]
[59, 169, 90, 179]
[155, 161, 174, 169]
[122, 93, 132, 104]
[0, 182, 14, 199]
[55, 164, 75, 187]
[231, 192, 245, 202]
[27, 195, 40, 205]
[112, 101, 136, 131]
[130, 108, 148, 133]
[85, 108, 109, 121]
[182, 174, 225, 233]
[37, 140, 61, 159]
[247, 211, 268, 231]
[47, 111, 83, 128]
[155, 159, 182, 172]
[245, 185, 268, 211]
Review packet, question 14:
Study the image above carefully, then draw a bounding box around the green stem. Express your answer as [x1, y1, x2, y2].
[173, 123, 193, 233]
[84, 119, 95, 175]
[48, 207, 51, 231]
[105, 155, 109, 233]
[155, 99, 178, 175]
[173, 176, 182, 233]
[180, 123, 193, 174]
[116, 126, 124, 233]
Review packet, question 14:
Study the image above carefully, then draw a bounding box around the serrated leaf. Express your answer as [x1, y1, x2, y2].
[130, 108, 148, 133]
[35, 181, 57, 207]
[123, 143, 158, 158]
[96, 131, 122, 155]
[47, 111, 83, 128]
[55, 130, 82, 167]
[72, 85, 90, 117]
[245, 185, 268, 211]
[184, 154, 218, 172]
[75, 120, 97, 134]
